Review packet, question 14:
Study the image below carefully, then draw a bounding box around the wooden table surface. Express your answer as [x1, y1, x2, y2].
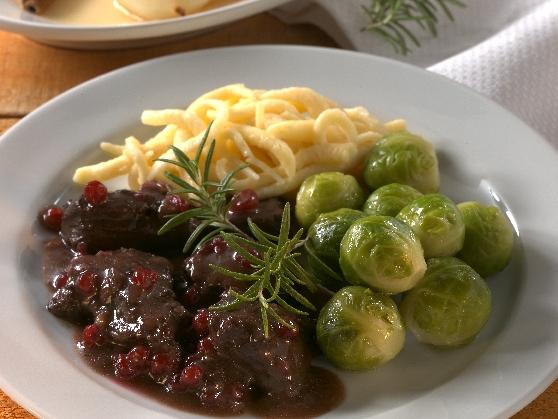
[0, 12, 556, 419]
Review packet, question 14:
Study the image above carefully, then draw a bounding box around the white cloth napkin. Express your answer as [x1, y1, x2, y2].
[274, 0, 558, 146]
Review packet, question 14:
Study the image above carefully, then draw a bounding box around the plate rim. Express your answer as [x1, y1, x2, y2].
[1, 44, 557, 419]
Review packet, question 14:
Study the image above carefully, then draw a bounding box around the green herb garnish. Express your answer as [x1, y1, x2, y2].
[363, 0, 465, 55]
[210, 203, 317, 337]
[157, 121, 247, 253]
[157, 124, 317, 337]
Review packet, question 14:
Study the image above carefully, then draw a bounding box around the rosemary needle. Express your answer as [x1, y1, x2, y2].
[362, 0, 465, 55]
[157, 124, 318, 337]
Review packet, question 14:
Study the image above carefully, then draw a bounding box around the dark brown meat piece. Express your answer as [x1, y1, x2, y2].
[226, 197, 285, 235]
[172, 293, 312, 413]
[47, 248, 188, 359]
[60, 182, 193, 254]
[178, 236, 255, 310]
[207, 299, 311, 398]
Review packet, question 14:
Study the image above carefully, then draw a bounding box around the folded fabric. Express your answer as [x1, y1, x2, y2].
[274, 0, 558, 147]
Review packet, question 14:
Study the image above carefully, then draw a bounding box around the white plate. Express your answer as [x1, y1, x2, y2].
[0, 0, 290, 48]
[1, 46, 557, 419]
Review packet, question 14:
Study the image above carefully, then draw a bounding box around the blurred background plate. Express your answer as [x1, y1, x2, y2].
[0, 0, 290, 48]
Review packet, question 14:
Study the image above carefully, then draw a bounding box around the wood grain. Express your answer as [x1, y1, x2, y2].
[0, 394, 32, 419]
[0, 118, 18, 133]
[0, 10, 556, 418]
[0, 13, 336, 117]
[513, 380, 558, 418]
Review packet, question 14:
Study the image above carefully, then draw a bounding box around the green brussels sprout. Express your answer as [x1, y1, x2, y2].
[457, 201, 514, 277]
[295, 172, 365, 229]
[397, 194, 465, 258]
[400, 257, 492, 347]
[363, 132, 440, 194]
[363, 183, 423, 216]
[339, 216, 426, 294]
[307, 208, 365, 290]
[317, 286, 405, 370]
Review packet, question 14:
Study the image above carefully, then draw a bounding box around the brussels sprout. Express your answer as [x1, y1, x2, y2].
[397, 194, 465, 258]
[363, 183, 423, 216]
[339, 216, 426, 294]
[401, 257, 492, 347]
[363, 132, 440, 194]
[307, 208, 365, 290]
[317, 286, 405, 370]
[457, 201, 514, 277]
[295, 172, 365, 229]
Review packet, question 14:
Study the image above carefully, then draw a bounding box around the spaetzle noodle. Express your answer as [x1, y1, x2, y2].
[73, 84, 406, 199]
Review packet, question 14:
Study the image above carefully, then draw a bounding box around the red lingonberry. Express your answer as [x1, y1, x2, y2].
[76, 270, 97, 295]
[229, 189, 259, 213]
[150, 353, 173, 377]
[82, 324, 103, 348]
[197, 337, 214, 353]
[84, 180, 108, 205]
[239, 257, 252, 270]
[114, 353, 136, 379]
[233, 249, 259, 270]
[211, 236, 228, 254]
[158, 194, 190, 216]
[196, 241, 213, 256]
[180, 364, 203, 387]
[131, 267, 159, 291]
[52, 273, 69, 289]
[192, 309, 209, 336]
[248, 248, 261, 258]
[40, 206, 64, 231]
[127, 345, 149, 371]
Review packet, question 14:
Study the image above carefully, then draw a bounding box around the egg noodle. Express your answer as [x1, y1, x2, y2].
[73, 84, 406, 199]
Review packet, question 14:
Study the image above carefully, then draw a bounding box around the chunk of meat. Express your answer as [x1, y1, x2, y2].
[47, 248, 189, 365]
[170, 293, 313, 413]
[179, 236, 256, 310]
[60, 182, 194, 254]
[227, 197, 285, 235]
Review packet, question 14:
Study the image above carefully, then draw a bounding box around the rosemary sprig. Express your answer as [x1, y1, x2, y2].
[210, 203, 318, 337]
[362, 0, 465, 55]
[157, 122, 247, 253]
[157, 124, 318, 336]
